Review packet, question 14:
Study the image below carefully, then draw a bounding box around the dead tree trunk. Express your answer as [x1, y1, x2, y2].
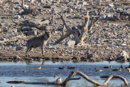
[61, 71, 128, 86]
[22, 0, 24, 9]
[55, 9, 101, 46]
[55, 14, 79, 44]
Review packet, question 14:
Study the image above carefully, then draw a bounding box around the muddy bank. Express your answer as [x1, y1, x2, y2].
[0, 44, 130, 62]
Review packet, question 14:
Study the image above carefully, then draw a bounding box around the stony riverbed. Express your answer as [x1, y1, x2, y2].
[0, 0, 130, 61]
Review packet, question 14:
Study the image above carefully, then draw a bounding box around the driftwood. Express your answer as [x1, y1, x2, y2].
[7, 71, 128, 86]
[61, 71, 128, 86]
[55, 9, 101, 46]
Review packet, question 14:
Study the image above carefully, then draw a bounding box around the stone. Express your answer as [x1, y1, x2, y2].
[65, 40, 75, 47]
[16, 46, 24, 51]
[14, 15, 21, 19]
[67, 8, 74, 13]
[108, 3, 114, 7]
[13, 55, 21, 60]
[113, 13, 120, 20]
[117, 50, 129, 61]
[90, 53, 99, 59]
[52, 7, 61, 14]
[83, 2, 88, 6]
[100, 14, 107, 19]
[106, 13, 114, 20]
[120, 15, 129, 20]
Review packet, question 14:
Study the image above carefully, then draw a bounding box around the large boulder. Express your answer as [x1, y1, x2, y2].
[117, 50, 129, 61]
[65, 40, 75, 47]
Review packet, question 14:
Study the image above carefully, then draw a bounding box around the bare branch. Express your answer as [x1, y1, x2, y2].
[58, 14, 71, 31]
[75, 11, 89, 45]
[103, 74, 128, 86]
[55, 14, 79, 44]
[55, 30, 77, 43]
[55, 30, 72, 43]
[88, 8, 101, 31]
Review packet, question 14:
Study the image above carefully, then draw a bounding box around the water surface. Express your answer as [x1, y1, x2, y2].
[0, 61, 130, 87]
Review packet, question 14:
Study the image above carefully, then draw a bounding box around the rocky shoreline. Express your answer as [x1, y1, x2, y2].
[0, 0, 130, 62]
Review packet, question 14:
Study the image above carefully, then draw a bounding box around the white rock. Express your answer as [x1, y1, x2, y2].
[108, 3, 114, 7]
[100, 14, 106, 19]
[83, 2, 88, 6]
[23, 4, 29, 9]
[66, 40, 75, 47]
[30, 0, 35, 3]
[14, 15, 21, 19]
[118, 50, 129, 61]
[26, 0, 31, 2]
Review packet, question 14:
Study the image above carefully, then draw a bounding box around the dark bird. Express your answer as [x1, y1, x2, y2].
[112, 68, 121, 71]
[104, 66, 112, 69]
[54, 74, 57, 78]
[59, 66, 65, 70]
[120, 65, 124, 68]
[125, 65, 130, 69]
[67, 66, 76, 69]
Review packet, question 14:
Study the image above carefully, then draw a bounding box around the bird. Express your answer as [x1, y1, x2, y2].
[125, 65, 130, 69]
[112, 68, 121, 71]
[23, 70, 26, 72]
[59, 66, 65, 70]
[55, 78, 62, 85]
[120, 65, 124, 68]
[67, 66, 76, 69]
[127, 68, 130, 73]
[35, 66, 41, 69]
[95, 68, 103, 72]
[54, 74, 57, 78]
[104, 66, 112, 69]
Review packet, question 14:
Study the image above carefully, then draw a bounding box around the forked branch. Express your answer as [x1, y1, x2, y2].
[55, 14, 79, 43]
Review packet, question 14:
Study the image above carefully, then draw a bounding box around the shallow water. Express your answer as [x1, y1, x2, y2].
[0, 61, 130, 87]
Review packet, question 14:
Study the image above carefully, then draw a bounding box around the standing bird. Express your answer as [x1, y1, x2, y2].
[54, 74, 57, 78]
[55, 78, 62, 85]
[127, 68, 130, 73]
[120, 65, 124, 68]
